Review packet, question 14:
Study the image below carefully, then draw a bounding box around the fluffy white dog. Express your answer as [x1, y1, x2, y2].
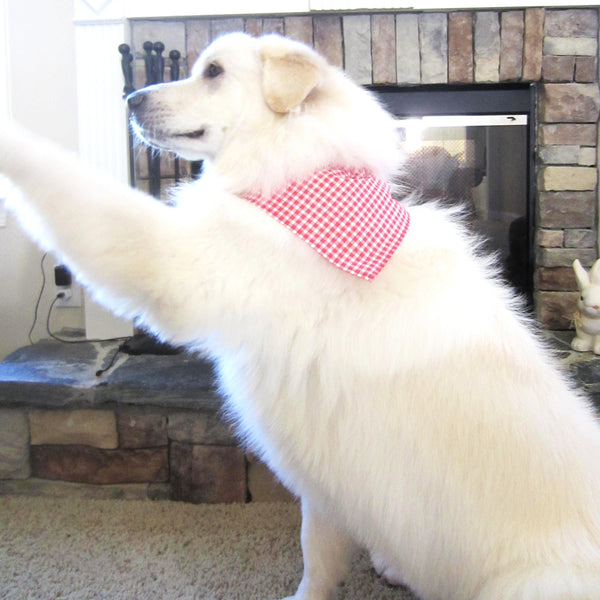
[2, 33, 600, 600]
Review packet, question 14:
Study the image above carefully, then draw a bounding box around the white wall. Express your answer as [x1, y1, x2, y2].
[0, 0, 83, 360]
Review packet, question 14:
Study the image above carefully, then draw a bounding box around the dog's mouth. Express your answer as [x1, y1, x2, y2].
[130, 117, 220, 161]
[131, 118, 208, 149]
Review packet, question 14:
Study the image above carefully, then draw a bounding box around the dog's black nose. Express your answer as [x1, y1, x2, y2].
[127, 91, 146, 110]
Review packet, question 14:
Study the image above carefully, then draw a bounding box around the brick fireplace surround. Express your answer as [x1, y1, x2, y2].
[1, 7, 600, 504]
[130, 7, 600, 330]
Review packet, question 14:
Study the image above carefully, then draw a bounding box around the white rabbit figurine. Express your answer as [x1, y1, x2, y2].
[572, 258, 600, 353]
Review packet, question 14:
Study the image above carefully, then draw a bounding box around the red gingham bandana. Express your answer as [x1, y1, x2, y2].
[244, 168, 410, 280]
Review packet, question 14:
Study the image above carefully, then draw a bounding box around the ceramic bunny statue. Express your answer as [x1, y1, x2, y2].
[572, 258, 600, 354]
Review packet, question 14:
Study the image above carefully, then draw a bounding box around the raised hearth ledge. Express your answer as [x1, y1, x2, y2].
[0, 339, 597, 503]
[0, 340, 220, 411]
[0, 337, 599, 413]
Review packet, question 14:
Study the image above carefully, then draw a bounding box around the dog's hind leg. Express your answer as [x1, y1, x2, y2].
[476, 566, 600, 600]
[283, 497, 356, 600]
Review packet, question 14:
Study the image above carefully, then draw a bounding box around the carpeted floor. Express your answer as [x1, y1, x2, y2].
[0, 496, 420, 600]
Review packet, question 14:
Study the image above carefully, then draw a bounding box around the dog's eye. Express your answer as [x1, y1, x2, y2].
[204, 62, 224, 79]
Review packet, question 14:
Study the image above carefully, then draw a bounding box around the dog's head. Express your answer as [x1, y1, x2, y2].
[128, 33, 325, 161]
[127, 32, 400, 194]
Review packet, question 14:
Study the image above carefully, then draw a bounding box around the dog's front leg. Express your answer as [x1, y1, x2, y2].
[0, 125, 219, 336]
[284, 497, 356, 600]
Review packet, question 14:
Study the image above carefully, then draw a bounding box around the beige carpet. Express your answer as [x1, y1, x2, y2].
[0, 496, 420, 600]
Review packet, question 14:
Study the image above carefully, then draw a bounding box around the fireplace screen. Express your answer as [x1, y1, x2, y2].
[395, 114, 530, 300]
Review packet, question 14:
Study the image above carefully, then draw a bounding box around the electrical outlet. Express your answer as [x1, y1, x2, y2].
[55, 283, 82, 308]
[53, 264, 81, 308]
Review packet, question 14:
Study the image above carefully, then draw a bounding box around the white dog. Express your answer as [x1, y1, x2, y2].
[2, 32, 600, 600]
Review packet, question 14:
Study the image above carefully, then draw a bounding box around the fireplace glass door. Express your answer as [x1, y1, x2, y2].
[394, 114, 529, 298]
[375, 85, 534, 304]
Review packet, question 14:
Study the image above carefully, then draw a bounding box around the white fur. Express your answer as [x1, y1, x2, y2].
[2, 32, 600, 600]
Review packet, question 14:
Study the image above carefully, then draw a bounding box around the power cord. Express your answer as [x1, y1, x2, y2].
[28, 252, 131, 375]
[45, 294, 86, 344]
[28, 252, 48, 344]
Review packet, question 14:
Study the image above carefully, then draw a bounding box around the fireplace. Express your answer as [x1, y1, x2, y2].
[377, 84, 534, 302]
[121, 7, 599, 330]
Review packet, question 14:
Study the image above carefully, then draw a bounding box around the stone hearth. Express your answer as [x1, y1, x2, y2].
[0, 338, 599, 503]
[0, 341, 292, 503]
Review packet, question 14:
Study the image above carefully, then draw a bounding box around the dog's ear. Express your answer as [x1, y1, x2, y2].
[260, 38, 322, 113]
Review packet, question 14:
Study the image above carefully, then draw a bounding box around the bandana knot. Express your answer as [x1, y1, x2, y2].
[244, 168, 410, 281]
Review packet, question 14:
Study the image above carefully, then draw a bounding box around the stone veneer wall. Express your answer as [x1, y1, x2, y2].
[0, 407, 291, 503]
[130, 8, 599, 329]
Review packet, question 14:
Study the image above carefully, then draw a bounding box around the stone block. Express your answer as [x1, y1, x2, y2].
[396, 13, 420, 85]
[542, 56, 575, 82]
[0, 478, 166, 501]
[170, 442, 246, 503]
[536, 291, 579, 330]
[186, 20, 211, 67]
[544, 9, 599, 39]
[536, 228, 564, 247]
[261, 18, 284, 36]
[117, 409, 167, 448]
[474, 12, 500, 83]
[544, 38, 598, 57]
[564, 228, 596, 248]
[95, 350, 221, 412]
[284, 16, 313, 46]
[247, 454, 294, 502]
[538, 145, 579, 165]
[448, 12, 473, 84]
[372, 14, 396, 84]
[540, 84, 600, 123]
[132, 20, 186, 58]
[167, 411, 236, 445]
[0, 340, 103, 407]
[535, 267, 577, 291]
[31, 445, 168, 485]
[499, 11, 524, 82]
[147, 483, 171, 501]
[0, 410, 30, 480]
[539, 123, 597, 145]
[419, 13, 447, 84]
[210, 18, 245, 41]
[244, 18, 263, 38]
[343, 15, 372, 85]
[578, 147, 597, 166]
[538, 191, 596, 228]
[575, 56, 597, 83]
[29, 410, 118, 449]
[523, 8, 544, 81]
[314, 16, 343, 68]
[536, 247, 596, 268]
[539, 166, 597, 191]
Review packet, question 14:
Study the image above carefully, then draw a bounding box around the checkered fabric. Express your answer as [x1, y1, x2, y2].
[244, 168, 410, 280]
